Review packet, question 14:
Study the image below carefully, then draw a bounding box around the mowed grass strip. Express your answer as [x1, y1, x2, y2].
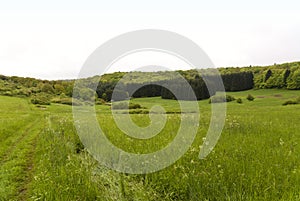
[0, 115, 43, 200]
[0, 96, 44, 200]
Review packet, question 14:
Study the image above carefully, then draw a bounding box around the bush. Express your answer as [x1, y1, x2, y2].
[282, 97, 300, 106]
[246, 94, 255, 101]
[31, 93, 51, 105]
[3, 91, 12, 96]
[129, 109, 149, 114]
[41, 83, 55, 94]
[129, 103, 142, 109]
[282, 100, 298, 106]
[112, 102, 143, 110]
[209, 95, 235, 103]
[75, 140, 84, 153]
[12, 88, 31, 97]
[236, 98, 243, 104]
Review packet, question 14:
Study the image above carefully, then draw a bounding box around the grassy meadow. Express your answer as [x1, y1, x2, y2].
[0, 89, 300, 200]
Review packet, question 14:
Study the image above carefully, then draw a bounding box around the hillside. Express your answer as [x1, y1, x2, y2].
[0, 61, 299, 105]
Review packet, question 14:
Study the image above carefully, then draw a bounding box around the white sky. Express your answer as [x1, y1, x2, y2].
[0, 0, 300, 79]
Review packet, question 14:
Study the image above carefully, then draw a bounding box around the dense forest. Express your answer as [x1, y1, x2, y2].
[0, 61, 300, 105]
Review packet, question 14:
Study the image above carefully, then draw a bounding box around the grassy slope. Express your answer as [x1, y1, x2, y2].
[0, 89, 300, 200]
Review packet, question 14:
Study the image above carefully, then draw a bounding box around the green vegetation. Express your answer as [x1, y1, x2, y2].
[246, 94, 255, 101]
[209, 94, 236, 103]
[111, 102, 143, 110]
[30, 93, 51, 105]
[0, 89, 300, 200]
[0, 62, 300, 200]
[282, 96, 300, 106]
[236, 98, 243, 104]
[1, 61, 300, 104]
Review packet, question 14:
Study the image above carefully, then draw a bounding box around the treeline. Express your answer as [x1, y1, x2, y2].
[0, 75, 74, 97]
[0, 61, 299, 104]
[95, 71, 254, 101]
[253, 62, 300, 89]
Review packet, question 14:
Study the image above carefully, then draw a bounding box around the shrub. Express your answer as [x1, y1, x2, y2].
[246, 94, 255, 101]
[236, 98, 243, 104]
[41, 83, 55, 94]
[282, 97, 300, 106]
[129, 103, 142, 109]
[129, 109, 149, 114]
[3, 91, 12, 96]
[75, 140, 84, 153]
[31, 93, 51, 105]
[11, 89, 31, 97]
[282, 100, 298, 106]
[112, 102, 143, 110]
[209, 95, 235, 103]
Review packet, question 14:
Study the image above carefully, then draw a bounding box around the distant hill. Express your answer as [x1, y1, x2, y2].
[0, 61, 299, 104]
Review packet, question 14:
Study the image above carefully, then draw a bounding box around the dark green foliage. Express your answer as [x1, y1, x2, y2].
[161, 78, 210, 100]
[189, 77, 211, 100]
[246, 94, 255, 101]
[221, 71, 254, 91]
[129, 84, 163, 98]
[0, 74, 8, 80]
[75, 140, 84, 153]
[128, 110, 149, 114]
[283, 69, 291, 86]
[265, 69, 272, 82]
[96, 81, 117, 101]
[96, 70, 254, 101]
[129, 103, 143, 109]
[236, 98, 243, 104]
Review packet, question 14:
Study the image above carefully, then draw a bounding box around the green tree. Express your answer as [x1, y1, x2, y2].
[287, 70, 300, 89]
[41, 83, 55, 94]
[54, 83, 65, 95]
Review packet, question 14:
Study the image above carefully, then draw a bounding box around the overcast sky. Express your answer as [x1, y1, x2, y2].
[0, 0, 299, 79]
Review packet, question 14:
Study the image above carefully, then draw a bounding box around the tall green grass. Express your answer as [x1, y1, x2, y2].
[0, 89, 300, 200]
